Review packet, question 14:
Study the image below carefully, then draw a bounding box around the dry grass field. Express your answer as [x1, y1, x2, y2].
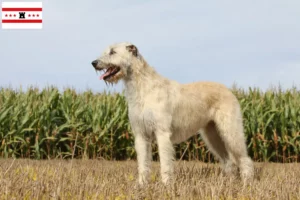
[0, 159, 299, 200]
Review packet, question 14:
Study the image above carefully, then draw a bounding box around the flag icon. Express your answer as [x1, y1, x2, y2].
[2, 2, 42, 29]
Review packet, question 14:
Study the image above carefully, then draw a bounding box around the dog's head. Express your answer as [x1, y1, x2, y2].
[91, 42, 140, 83]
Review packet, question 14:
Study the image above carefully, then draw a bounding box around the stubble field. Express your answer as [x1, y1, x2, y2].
[0, 159, 299, 200]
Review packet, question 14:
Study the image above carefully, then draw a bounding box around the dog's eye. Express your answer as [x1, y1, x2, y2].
[109, 49, 116, 55]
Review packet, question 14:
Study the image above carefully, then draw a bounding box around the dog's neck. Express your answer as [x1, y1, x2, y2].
[123, 57, 169, 101]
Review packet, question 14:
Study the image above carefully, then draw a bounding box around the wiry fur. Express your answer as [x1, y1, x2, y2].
[92, 42, 254, 185]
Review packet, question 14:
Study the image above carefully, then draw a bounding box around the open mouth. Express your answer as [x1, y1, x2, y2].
[98, 66, 121, 81]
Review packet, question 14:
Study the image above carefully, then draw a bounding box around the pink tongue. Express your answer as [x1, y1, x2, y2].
[99, 71, 111, 80]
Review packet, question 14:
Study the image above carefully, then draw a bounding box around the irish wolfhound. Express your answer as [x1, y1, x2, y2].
[91, 42, 254, 185]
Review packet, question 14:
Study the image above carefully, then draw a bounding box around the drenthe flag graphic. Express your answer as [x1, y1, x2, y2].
[2, 2, 42, 29]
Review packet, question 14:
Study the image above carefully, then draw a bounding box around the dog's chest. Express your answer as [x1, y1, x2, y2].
[126, 88, 173, 135]
[128, 107, 154, 136]
[128, 102, 169, 135]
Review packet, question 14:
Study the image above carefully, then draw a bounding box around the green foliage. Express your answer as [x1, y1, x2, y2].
[0, 86, 299, 162]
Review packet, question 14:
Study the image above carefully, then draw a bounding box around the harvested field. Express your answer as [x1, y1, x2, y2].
[0, 159, 299, 200]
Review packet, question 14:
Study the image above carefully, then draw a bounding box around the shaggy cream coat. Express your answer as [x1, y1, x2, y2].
[92, 42, 254, 185]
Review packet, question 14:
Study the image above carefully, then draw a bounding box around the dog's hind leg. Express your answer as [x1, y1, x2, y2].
[200, 121, 238, 176]
[214, 107, 254, 183]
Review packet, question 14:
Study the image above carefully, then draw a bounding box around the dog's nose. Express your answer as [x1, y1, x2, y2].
[91, 60, 98, 68]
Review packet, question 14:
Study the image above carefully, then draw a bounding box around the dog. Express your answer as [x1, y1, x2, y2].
[91, 42, 254, 185]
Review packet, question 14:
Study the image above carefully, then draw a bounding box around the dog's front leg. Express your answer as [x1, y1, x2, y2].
[134, 134, 152, 185]
[155, 131, 175, 185]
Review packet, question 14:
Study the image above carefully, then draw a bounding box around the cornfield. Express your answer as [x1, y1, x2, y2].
[0, 85, 299, 162]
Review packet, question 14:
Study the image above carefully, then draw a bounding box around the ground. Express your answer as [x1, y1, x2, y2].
[0, 159, 299, 200]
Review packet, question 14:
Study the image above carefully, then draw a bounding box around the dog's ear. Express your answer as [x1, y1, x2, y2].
[126, 45, 138, 57]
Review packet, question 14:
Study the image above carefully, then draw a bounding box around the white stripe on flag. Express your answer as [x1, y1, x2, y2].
[2, 12, 43, 20]
[2, 23, 42, 29]
[2, 2, 42, 8]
